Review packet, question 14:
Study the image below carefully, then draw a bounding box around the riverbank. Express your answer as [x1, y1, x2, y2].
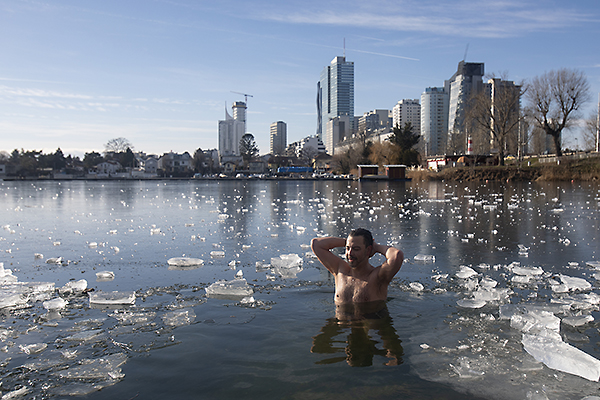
[408, 156, 600, 181]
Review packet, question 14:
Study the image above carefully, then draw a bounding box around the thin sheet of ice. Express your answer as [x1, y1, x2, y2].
[271, 254, 303, 278]
[162, 309, 196, 327]
[167, 257, 204, 267]
[54, 352, 127, 380]
[89, 291, 136, 305]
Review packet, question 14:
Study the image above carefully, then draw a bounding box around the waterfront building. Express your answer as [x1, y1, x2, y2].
[325, 115, 351, 155]
[270, 121, 287, 156]
[421, 87, 449, 156]
[318, 56, 354, 154]
[218, 102, 246, 159]
[357, 110, 392, 138]
[392, 100, 420, 132]
[447, 61, 485, 154]
[488, 78, 522, 156]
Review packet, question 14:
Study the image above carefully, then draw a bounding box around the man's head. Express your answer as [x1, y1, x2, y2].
[345, 228, 374, 268]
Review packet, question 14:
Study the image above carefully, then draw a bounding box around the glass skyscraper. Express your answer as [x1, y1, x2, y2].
[317, 56, 354, 154]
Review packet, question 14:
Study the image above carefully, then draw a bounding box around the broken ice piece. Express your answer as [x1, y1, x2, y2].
[414, 254, 435, 263]
[512, 266, 544, 276]
[64, 329, 105, 342]
[96, 271, 115, 281]
[59, 279, 88, 295]
[409, 282, 424, 292]
[562, 315, 594, 327]
[457, 298, 487, 309]
[89, 291, 136, 305]
[19, 343, 48, 355]
[43, 297, 68, 310]
[46, 257, 63, 264]
[586, 261, 600, 270]
[205, 278, 253, 297]
[167, 257, 204, 267]
[522, 334, 600, 382]
[555, 275, 591, 292]
[162, 309, 196, 327]
[210, 251, 225, 258]
[54, 352, 127, 379]
[455, 266, 478, 279]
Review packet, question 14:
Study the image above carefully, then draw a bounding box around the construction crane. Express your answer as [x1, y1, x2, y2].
[231, 91, 253, 104]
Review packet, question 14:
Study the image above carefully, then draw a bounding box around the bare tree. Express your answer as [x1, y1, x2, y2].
[525, 68, 591, 157]
[466, 77, 524, 166]
[583, 111, 599, 151]
[105, 137, 133, 154]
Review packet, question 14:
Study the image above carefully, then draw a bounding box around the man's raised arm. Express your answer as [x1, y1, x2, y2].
[311, 236, 346, 275]
[373, 243, 404, 283]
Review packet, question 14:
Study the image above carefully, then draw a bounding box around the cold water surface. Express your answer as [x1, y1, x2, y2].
[0, 179, 598, 399]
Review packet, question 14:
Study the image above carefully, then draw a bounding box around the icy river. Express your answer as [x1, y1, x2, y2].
[0, 179, 599, 399]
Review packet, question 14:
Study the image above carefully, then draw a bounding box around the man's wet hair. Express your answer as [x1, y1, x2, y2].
[349, 228, 374, 247]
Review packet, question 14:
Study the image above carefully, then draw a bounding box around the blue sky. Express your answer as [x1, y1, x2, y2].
[1, 0, 599, 157]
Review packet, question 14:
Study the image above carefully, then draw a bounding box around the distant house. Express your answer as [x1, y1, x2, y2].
[159, 152, 192, 176]
[96, 161, 122, 176]
[313, 153, 333, 172]
[222, 161, 237, 174]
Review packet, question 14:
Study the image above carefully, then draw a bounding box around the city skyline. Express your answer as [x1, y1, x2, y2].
[1, 0, 599, 157]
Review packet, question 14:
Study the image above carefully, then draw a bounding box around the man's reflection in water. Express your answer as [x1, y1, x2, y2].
[311, 301, 404, 367]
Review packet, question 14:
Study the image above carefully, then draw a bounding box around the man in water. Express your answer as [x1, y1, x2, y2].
[311, 228, 404, 304]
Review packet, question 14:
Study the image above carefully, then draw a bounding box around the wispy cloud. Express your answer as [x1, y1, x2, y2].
[255, 0, 593, 39]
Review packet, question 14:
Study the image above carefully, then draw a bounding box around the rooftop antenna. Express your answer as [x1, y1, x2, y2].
[463, 43, 469, 61]
[343, 38, 346, 58]
[231, 91, 253, 104]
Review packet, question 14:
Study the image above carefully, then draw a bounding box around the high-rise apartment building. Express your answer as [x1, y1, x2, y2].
[447, 61, 484, 154]
[218, 102, 246, 158]
[317, 56, 354, 154]
[392, 99, 421, 132]
[270, 121, 287, 156]
[421, 87, 449, 156]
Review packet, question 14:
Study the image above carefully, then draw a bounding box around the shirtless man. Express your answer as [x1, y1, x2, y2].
[311, 228, 404, 304]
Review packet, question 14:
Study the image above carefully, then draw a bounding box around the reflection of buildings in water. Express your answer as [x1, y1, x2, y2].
[311, 302, 404, 367]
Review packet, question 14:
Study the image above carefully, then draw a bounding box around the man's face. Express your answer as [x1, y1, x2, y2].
[345, 235, 371, 268]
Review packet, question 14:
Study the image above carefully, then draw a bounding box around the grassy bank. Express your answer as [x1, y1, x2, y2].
[408, 156, 600, 182]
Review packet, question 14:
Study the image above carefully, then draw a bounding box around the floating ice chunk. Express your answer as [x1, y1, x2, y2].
[205, 278, 253, 297]
[210, 250, 225, 258]
[1, 387, 30, 398]
[414, 254, 435, 263]
[96, 271, 115, 281]
[46, 257, 63, 264]
[271, 254, 303, 278]
[499, 303, 569, 320]
[586, 261, 600, 270]
[455, 266, 477, 279]
[111, 310, 156, 325]
[555, 275, 591, 292]
[409, 282, 424, 292]
[34, 253, 44, 259]
[522, 334, 600, 381]
[479, 277, 498, 289]
[457, 298, 487, 309]
[54, 353, 127, 380]
[562, 315, 594, 327]
[511, 310, 560, 335]
[59, 279, 87, 295]
[43, 297, 68, 310]
[472, 287, 510, 302]
[235, 270, 243, 278]
[0, 264, 17, 283]
[88, 242, 98, 248]
[162, 309, 196, 327]
[512, 266, 544, 276]
[89, 291, 136, 305]
[19, 343, 47, 355]
[167, 257, 204, 267]
[240, 296, 255, 304]
[64, 329, 105, 342]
